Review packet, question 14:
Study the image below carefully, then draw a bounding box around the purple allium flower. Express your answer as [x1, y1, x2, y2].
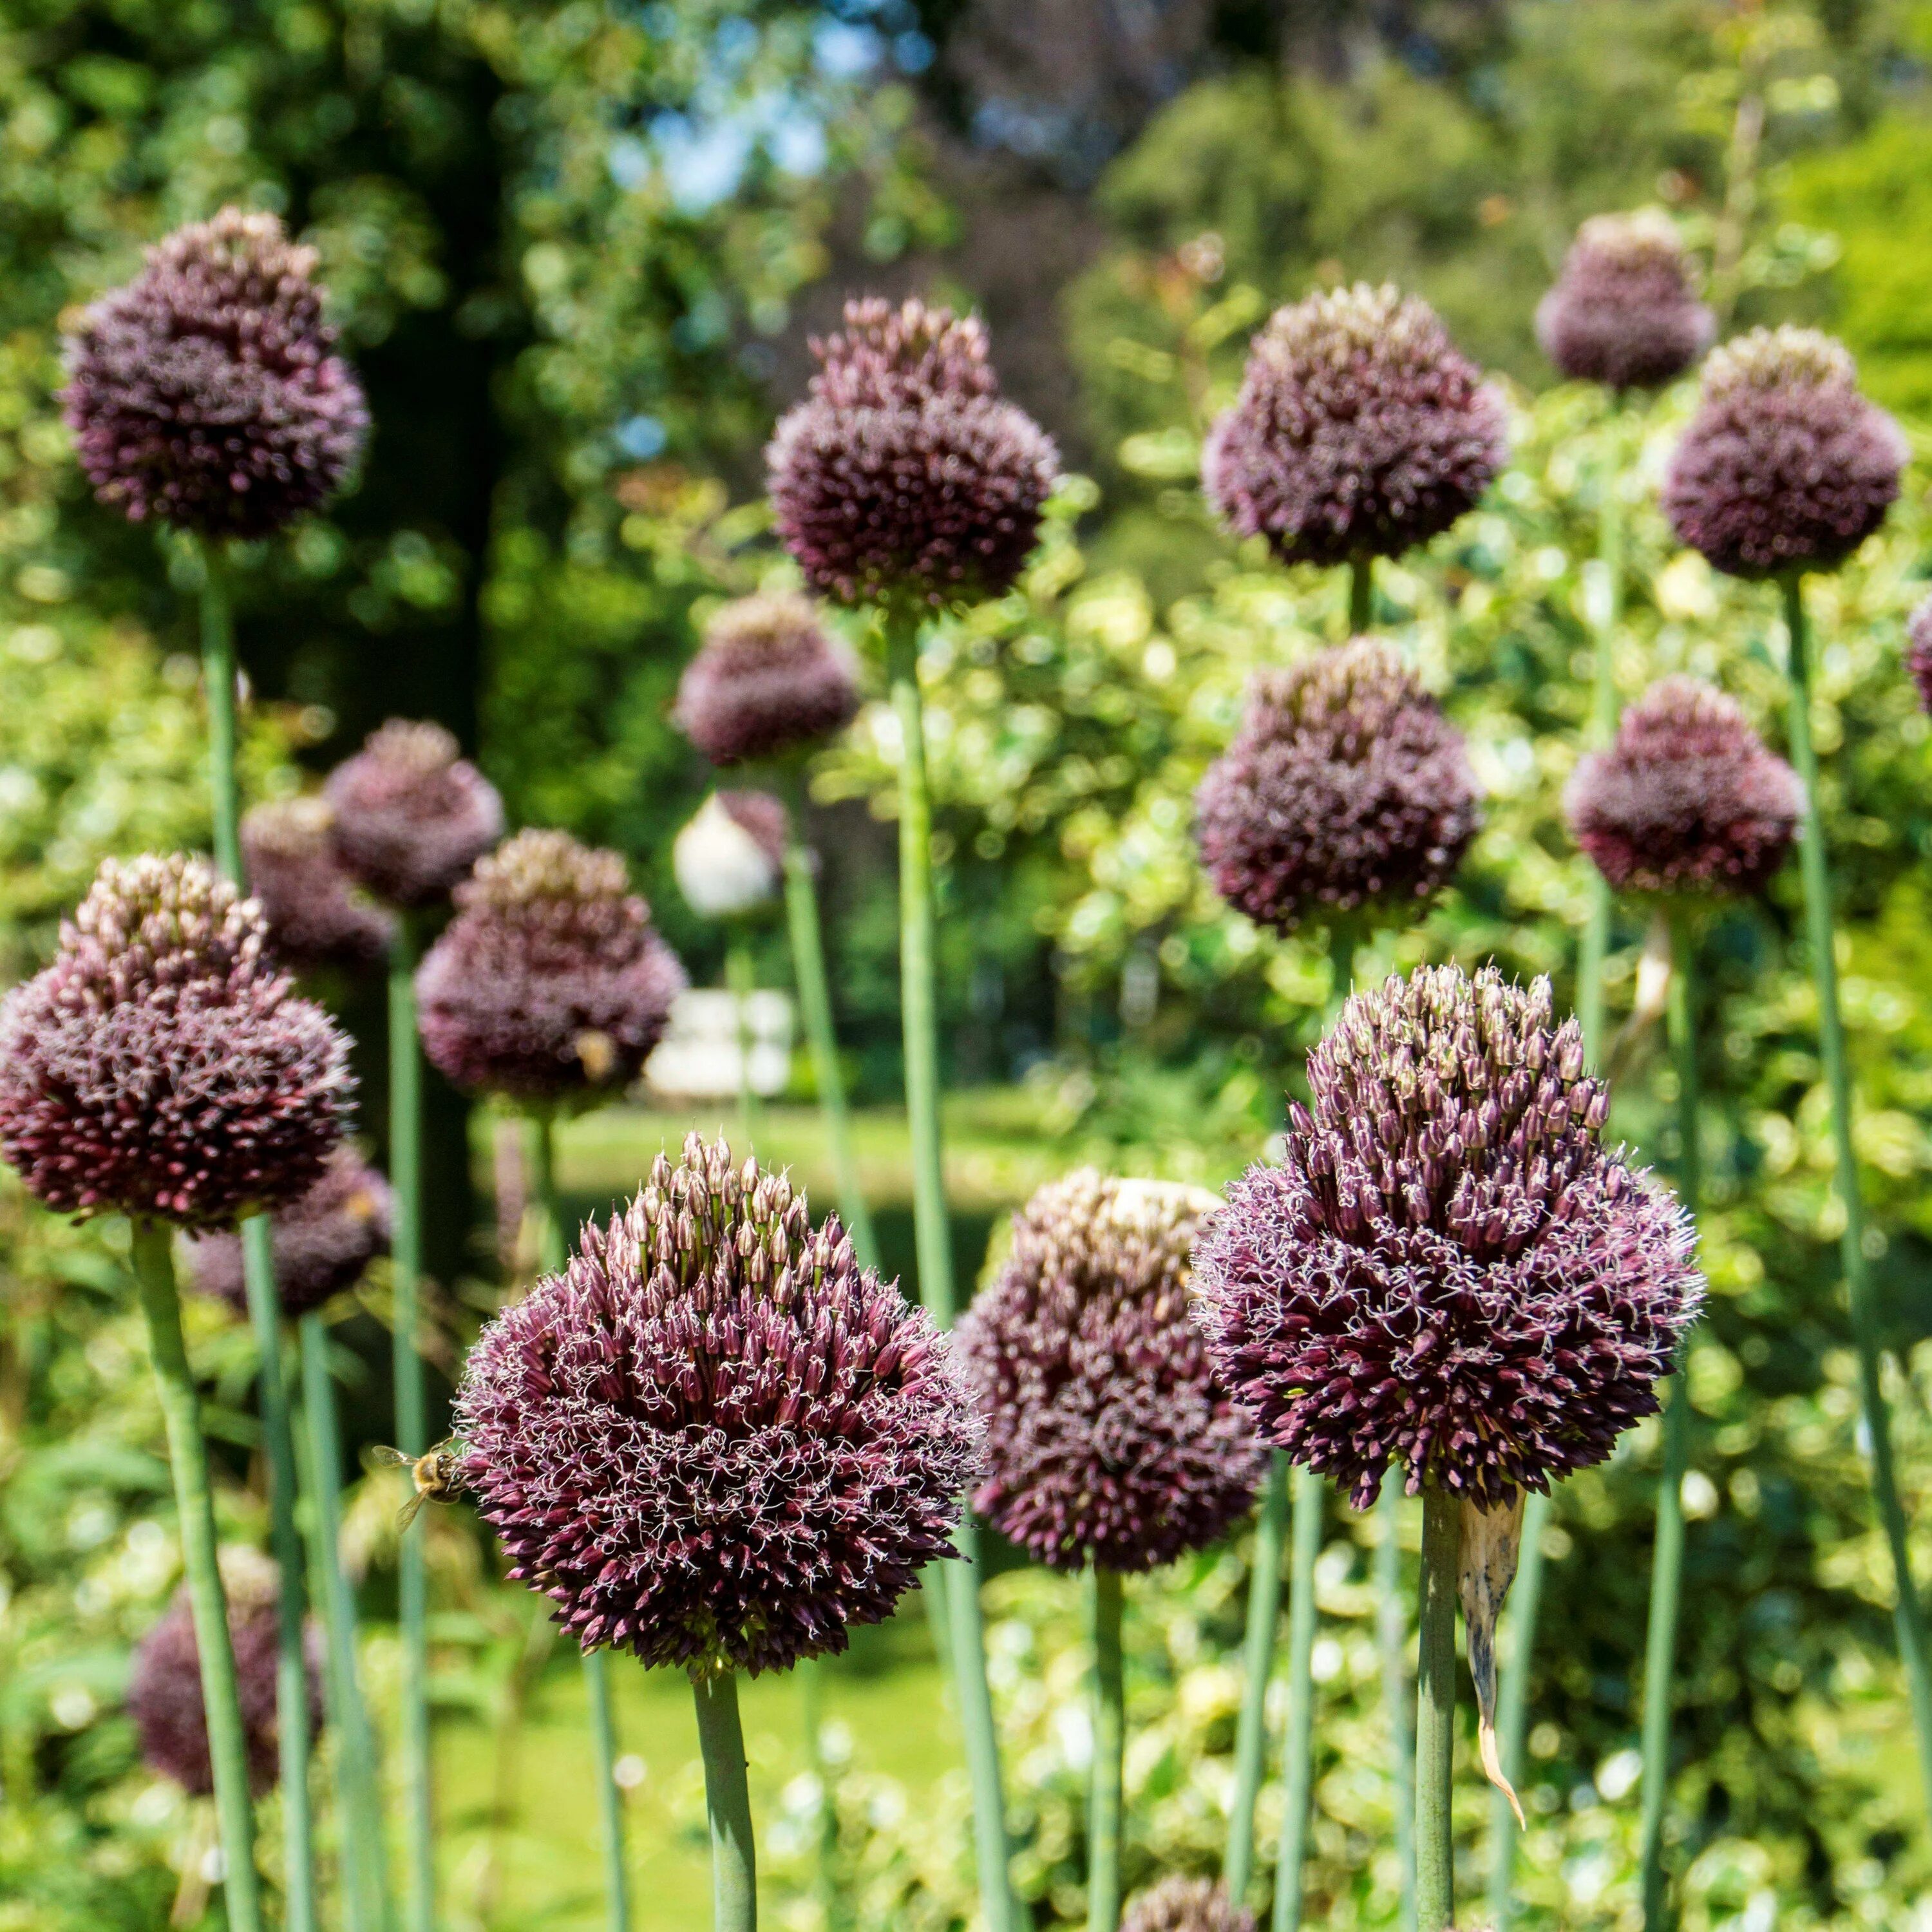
[1535, 211, 1714, 393]
[1663, 327, 1906, 581]
[455, 1134, 982, 1673]
[324, 720, 504, 912]
[958, 1171, 1265, 1573]
[61, 207, 368, 539]
[128, 1580, 323, 1797]
[674, 592, 862, 765]
[1192, 965, 1702, 1510]
[1202, 284, 1507, 568]
[1121, 1877, 1256, 1932]
[1194, 638, 1481, 932]
[415, 829, 686, 1106]
[186, 1146, 392, 1319]
[766, 296, 1060, 606]
[1565, 677, 1801, 897]
[242, 796, 395, 973]
[673, 790, 789, 920]
[1907, 594, 1932, 715]
[0, 856, 354, 1228]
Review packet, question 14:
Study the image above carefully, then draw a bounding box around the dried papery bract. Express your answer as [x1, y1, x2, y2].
[1121, 1877, 1257, 1932]
[674, 790, 787, 921]
[675, 592, 862, 765]
[1203, 283, 1506, 569]
[243, 795, 395, 973]
[61, 206, 368, 538]
[1536, 211, 1713, 393]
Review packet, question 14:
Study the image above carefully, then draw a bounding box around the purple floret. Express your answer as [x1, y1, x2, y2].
[1906, 595, 1932, 715]
[674, 592, 862, 765]
[1536, 211, 1713, 393]
[242, 796, 394, 973]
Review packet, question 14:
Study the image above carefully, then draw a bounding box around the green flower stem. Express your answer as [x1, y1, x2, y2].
[1415, 1487, 1461, 1932]
[1223, 1454, 1287, 1904]
[1349, 554, 1374, 636]
[726, 934, 763, 1149]
[1087, 1567, 1125, 1932]
[885, 601, 1022, 1932]
[530, 1112, 633, 1932]
[1272, 1464, 1323, 1932]
[1783, 571, 1932, 1814]
[199, 545, 242, 880]
[1376, 1473, 1417, 1932]
[781, 781, 880, 1271]
[799, 1657, 840, 1927]
[692, 1670, 757, 1932]
[1637, 911, 1700, 1926]
[388, 920, 435, 1932]
[130, 1220, 265, 1932]
[298, 1314, 392, 1932]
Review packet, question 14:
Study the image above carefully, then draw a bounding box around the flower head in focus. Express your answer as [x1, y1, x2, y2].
[1193, 965, 1702, 1508]
[1535, 211, 1713, 392]
[674, 592, 862, 765]
[325, 720, 504, 911]
[455, 1133, 982, 1674]
[674, 791, 788, 920]
[62, 207, 367, 538]
[1121, 1877, 1256, 1932]
[242, 796, 395, 973]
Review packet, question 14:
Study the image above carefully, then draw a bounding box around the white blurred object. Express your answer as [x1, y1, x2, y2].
[646, 986, 793, 1099]
[673, 793, 781, 918]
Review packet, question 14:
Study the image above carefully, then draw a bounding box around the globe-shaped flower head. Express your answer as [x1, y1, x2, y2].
[325, 719, 504, 910]
[242, 796, 394, 973]
[62, 207, 368, 538]
[1536, 211, 1714, 392]
[766, 297, 1060, 606]
[0, 855, 354, 1227]
[1907, 594, 1932, 716]
[415, 829, 686, 1106]
[1121, 1877, 1256, 1932]
[1565, 677, 1801, 896]
[456, 1133, 982, 1672]
[1663, 327, 1906, 580]
[1195, 638, 1481, 932]
[958, 1171, 1266, 1573]
[187, 1146, 392, 1318]
[1203, 283, 1507, 568]
[674, 592, 862, 765]
[1193, 965, 1702, 1508]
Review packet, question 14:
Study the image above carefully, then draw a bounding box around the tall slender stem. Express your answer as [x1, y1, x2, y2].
[1782, 571, 1932, 1812]
[530, 1113, 632, 1932]
[130, 1220, 265, 1932]
[1088, 1569, 1125, 1932]
[299, 1314, 392, 1932]
[725, 935, 763, 1149]
[886, 603, 1021, 1932]
[1272, 1464, 1322, 1932]
[1349, 554, 1374, 636]
[1414, 1489, 1460, 1932]
[199, 545, 241, 881]
[1224, 1455, 1287, 1903]
[692, 1671, 757, 1932]
[1638, 912, 1699, 1926]
[781, 784, 880, 1271]
[1376, 1475, 1417, 1932]
[388, 920, 435, 1932]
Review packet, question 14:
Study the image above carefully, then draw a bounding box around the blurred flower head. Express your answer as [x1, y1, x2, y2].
[1535, 210, 1713, 392]
[1194, 638, 1481, 932]
[959, 1171, 1265, 1574]
[673, 790, 788, 920]
[242, 795, 394, 974]
[1122, 1877, 1256, 1932]
[1663, 327, 1905, 580]
[1566, 676, 1801, 896]
[0, 855, 354, 1227]
[62, 206, 367, 538]
[1908, 594, 1932, 715]
[415, 829, 685, 1106]
[1203, 283, 1506, 568]
[324, 719, 504, 911]
[674, 592, 862, 765]
[456, 1133, 982, 1674]
[1193, 965, 1702, 1508]
[766, 296, 1059, 606]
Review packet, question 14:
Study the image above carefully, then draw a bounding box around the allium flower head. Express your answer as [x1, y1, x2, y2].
[1535, 211, 1714, 392]
[1121, 1877, 1256, 1932]
[0, 855, 354, 1227]
[1565, 677, 1800, 896]
[415, 829, 686, 1106]
[187, 1146, 392, 1318]
[1195, 638, 1481, 931]
[959, 1171, 1265, 1573]
[766, 296, 1060, 605]
[1203, 283, 1506, 567]
[1663, 327, 1906, 580]
[674, 592, 862, 764]
[1192, 965, 1702, 1508]
[62, 207, 368, 538]
[456, 1133, 982, 1673]
[1907, 594, 1932, 715]
[674, 790, 788, 920]
[129, 1578, 323, 1796]
[242, 796, 394, 972]
[325, 719, 504, 910]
